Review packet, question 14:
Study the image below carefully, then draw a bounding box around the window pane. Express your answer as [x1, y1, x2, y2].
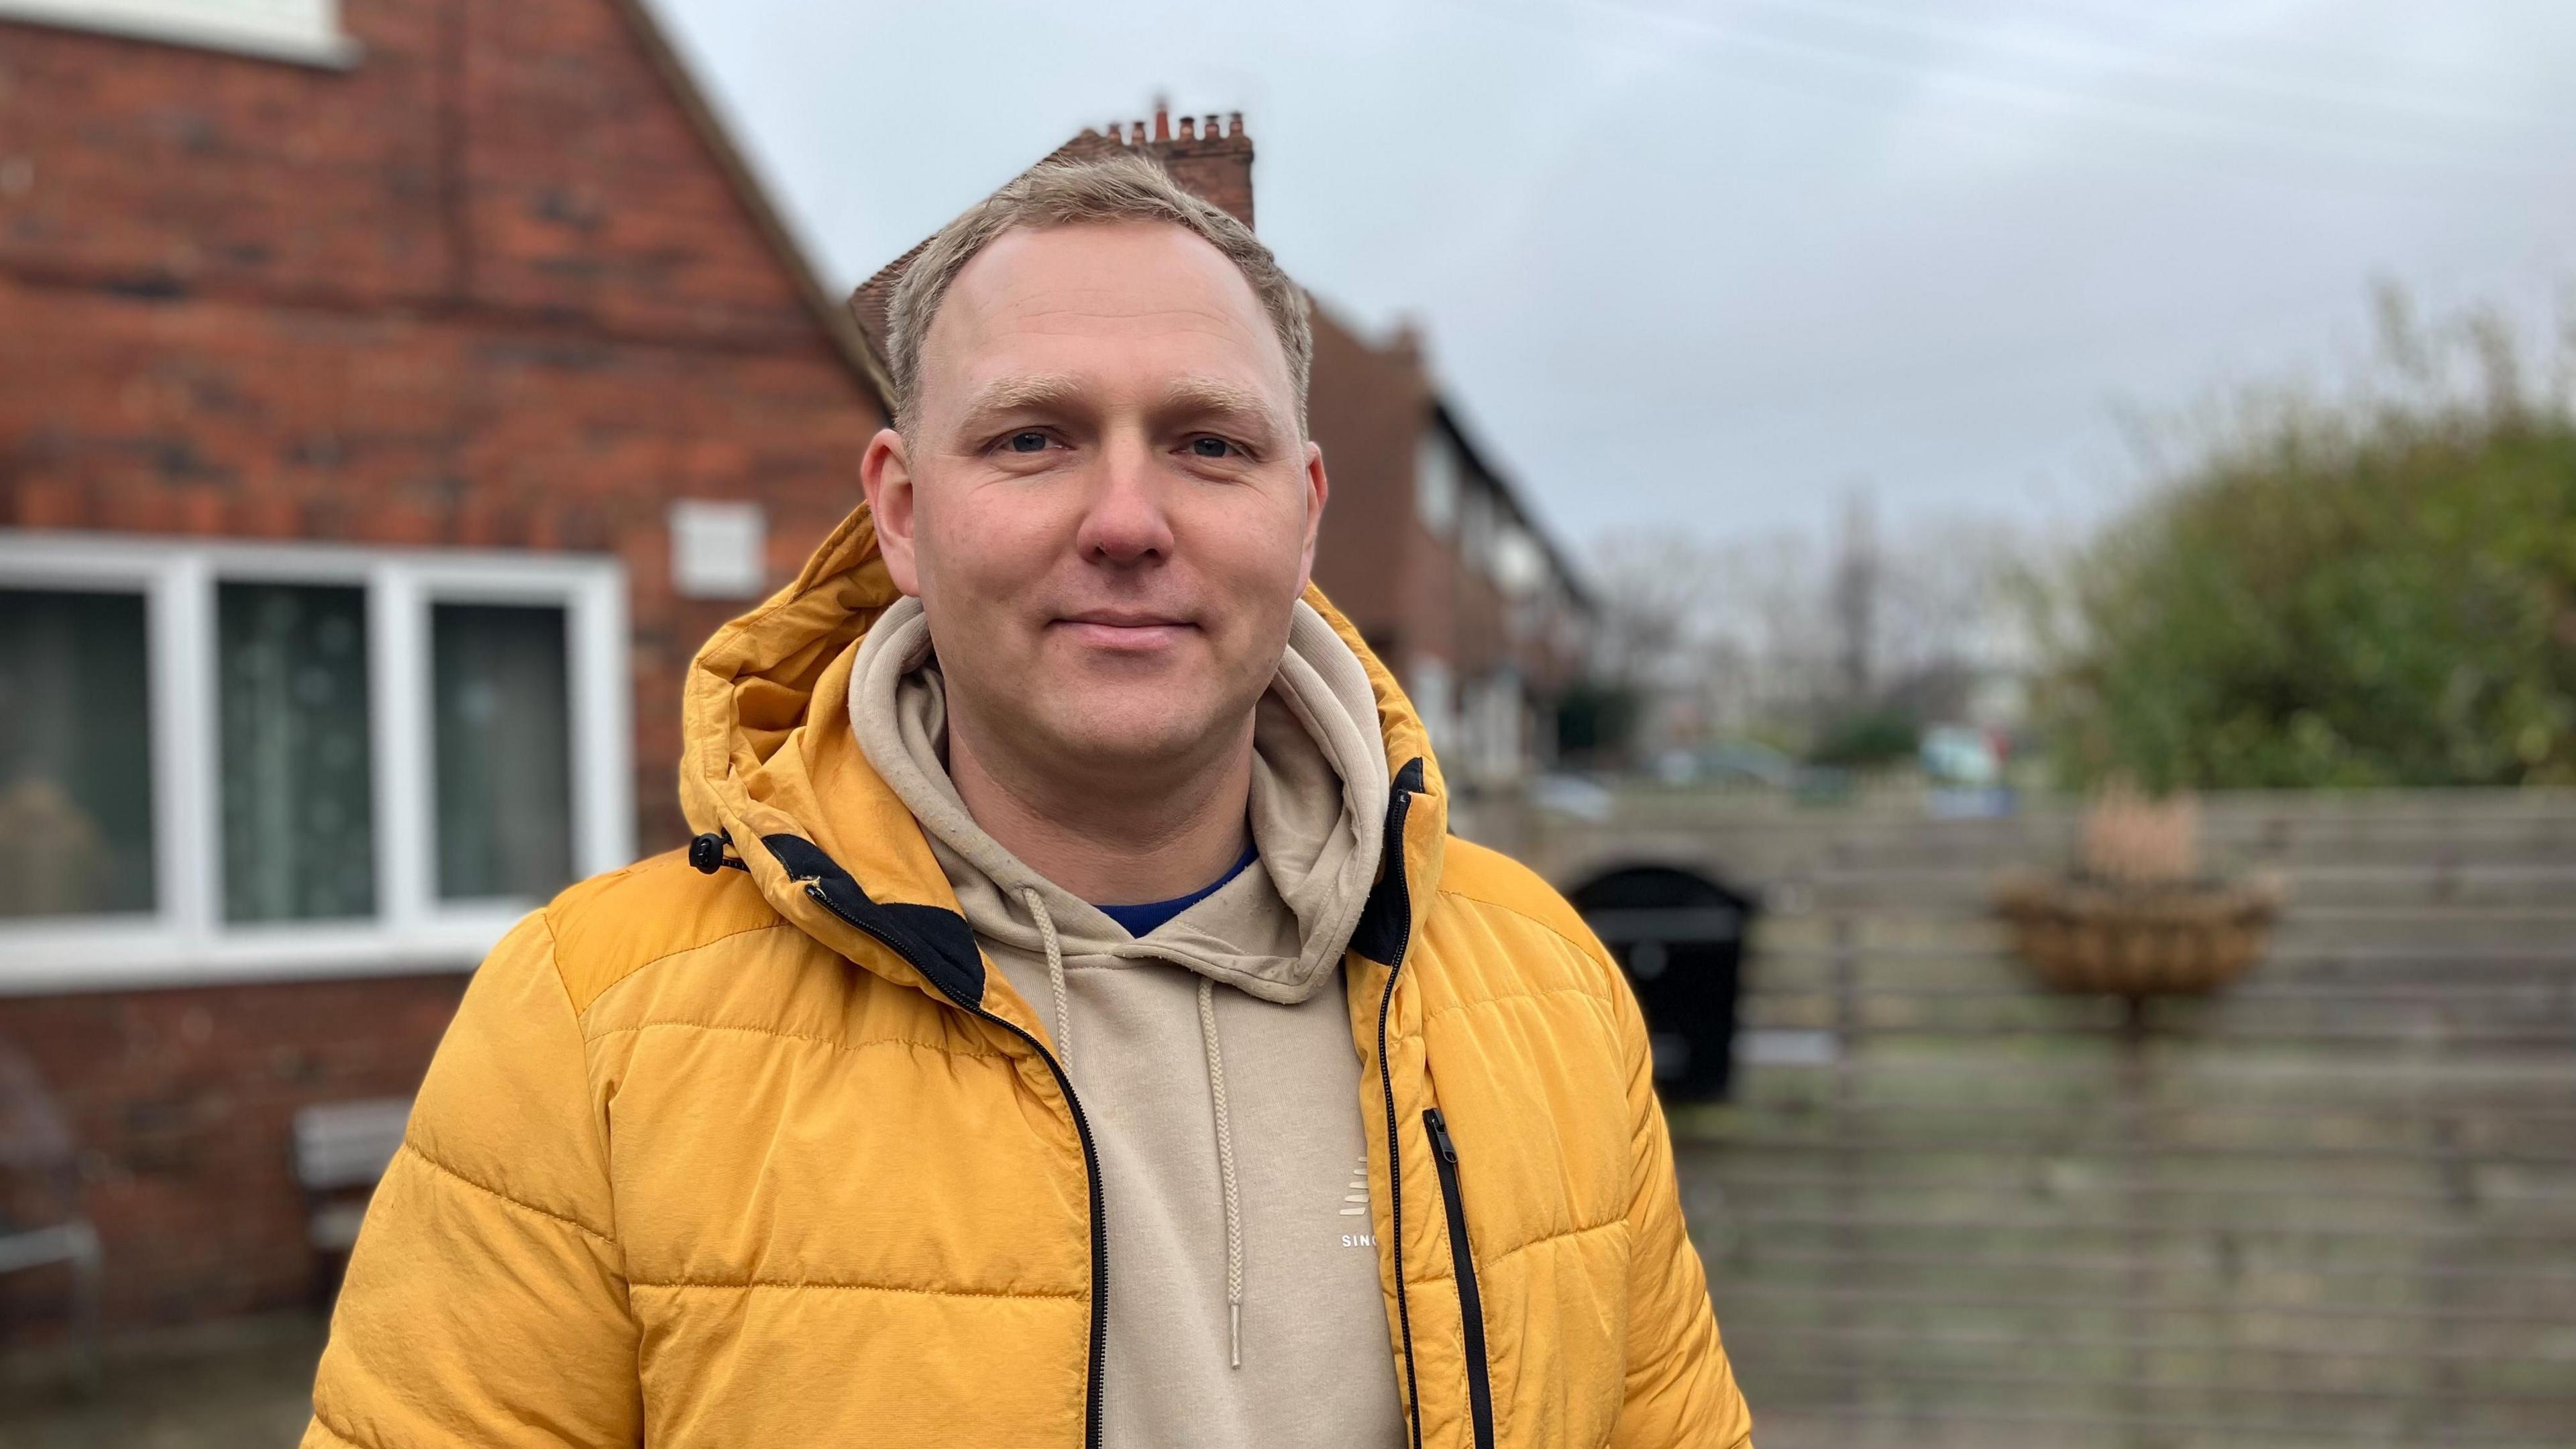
[1415, 431, 1459, 535]
[219, 583, 374, 922]
[432, 604, 572, 901]
[0, 589, 155, 918]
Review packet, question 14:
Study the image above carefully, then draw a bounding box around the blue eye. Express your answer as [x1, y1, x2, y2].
[1190, 437, 1235, 459]
[1008, 431, 1049, 453]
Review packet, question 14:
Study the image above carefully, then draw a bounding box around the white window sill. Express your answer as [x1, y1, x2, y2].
[0, 0, 360, 68]
[0, 910, 528, 995]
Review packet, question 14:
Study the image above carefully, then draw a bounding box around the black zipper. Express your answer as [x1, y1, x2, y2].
[1424, 1108, 1496, 1449]
[805, 881, 1108, 1449]
[1371, 763, 1426, 1449]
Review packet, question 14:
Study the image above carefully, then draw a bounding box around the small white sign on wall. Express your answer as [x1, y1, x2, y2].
[669, 500, 767, 600]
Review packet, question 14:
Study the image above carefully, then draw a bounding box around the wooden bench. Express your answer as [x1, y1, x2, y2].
[0, 1043, 103, 1385]
[292, 1097, 413, 1275]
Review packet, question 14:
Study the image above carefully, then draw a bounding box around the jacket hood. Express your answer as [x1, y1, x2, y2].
[678, 503, 1448, 1011]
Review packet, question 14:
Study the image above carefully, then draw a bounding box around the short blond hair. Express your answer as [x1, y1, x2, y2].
[884, 152, 1313, 433]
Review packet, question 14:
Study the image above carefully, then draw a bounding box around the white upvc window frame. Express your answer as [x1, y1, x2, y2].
[0, 0, 360, 68]
[0, 531, 633, 994]
[1414, 430, 1461, 539]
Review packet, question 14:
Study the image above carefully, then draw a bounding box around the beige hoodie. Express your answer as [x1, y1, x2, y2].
[849, 597, 1405, 1449]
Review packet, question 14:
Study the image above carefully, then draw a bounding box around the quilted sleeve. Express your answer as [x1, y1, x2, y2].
[1607, 970, 1755, 1448]
[303, 911, 643, 1449]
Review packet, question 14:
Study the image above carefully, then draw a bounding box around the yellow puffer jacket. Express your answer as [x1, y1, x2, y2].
[303, 504, 1753, 1449]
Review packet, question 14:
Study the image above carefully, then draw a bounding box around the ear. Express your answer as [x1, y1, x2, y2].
[860, 427, 923, 597]
[1296, 439, 1330, 594]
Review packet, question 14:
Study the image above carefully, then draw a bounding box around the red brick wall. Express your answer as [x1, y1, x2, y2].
[0, 0, 882, 1336]
[0, 975, 467, 1331]
[460, 0, 818, 343]
[1306, 308, 1434, 657]
[0, 0, 820, 339]
[0, 0, 452, 305]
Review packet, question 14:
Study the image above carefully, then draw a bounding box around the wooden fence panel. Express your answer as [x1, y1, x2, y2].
[1655, 794, 2576, 1449]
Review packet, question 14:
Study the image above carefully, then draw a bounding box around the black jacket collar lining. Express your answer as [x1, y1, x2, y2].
[761, 833, 985, 1008]
[1348, 757, 1427, 966]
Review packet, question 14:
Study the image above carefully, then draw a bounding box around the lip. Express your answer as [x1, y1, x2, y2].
[1053, 610, 1194, 652]
[1061, 608, 1190, 628]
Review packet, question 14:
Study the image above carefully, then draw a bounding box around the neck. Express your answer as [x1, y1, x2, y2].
[945, 710, 1255, 906]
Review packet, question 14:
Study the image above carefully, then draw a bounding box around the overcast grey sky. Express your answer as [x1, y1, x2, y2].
[652, 0, 2576, 554]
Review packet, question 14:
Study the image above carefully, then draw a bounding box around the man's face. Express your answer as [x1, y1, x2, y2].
[862, 221, 1328, 777]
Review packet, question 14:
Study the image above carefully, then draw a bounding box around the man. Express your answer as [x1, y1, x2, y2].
[304, 154, 1752, 1448]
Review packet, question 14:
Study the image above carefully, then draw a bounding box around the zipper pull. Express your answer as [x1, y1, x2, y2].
[1424, 1108, 1458, 1165]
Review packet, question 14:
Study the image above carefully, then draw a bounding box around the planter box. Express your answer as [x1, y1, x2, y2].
[1992, 871, 2284, 997]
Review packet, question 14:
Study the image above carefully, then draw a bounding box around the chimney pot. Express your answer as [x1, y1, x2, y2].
[1228, 111, 1246, 138]
[1203, 113, 1221, 138]
[1153, 98, 1171, 142]
[1179, 115, 1197, 140]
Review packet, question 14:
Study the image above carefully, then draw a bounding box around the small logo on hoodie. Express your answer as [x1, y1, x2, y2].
[1339, 1157, 1375, 1247]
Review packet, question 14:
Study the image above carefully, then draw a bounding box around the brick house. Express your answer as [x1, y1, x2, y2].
[848, 108, 1596, 793]
[0, 0, 888, 1333]
[1304, 309, 1595, 788]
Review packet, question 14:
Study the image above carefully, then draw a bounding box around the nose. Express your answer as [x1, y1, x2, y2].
[1073, 430, 1175, 566]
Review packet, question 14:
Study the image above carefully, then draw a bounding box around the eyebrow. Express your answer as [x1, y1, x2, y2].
[955, 373, 1087, 426]
[1150, 378, 1293, 455]
[1157, 378, 1281, 434]
[952, 373, 1291, 446]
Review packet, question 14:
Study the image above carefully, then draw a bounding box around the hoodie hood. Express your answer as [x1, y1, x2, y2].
[845, 595, 1388, 1007]
[677, 502, 1447, 1015]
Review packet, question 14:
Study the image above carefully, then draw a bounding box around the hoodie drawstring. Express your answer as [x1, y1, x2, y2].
[1023, 887, 1073, 1071]
[1197, 976, 1246, 1368]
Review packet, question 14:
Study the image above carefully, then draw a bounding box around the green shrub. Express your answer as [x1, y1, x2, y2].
[1554, 680, 1642, 764]
[1809, 707, 1921, 768]
[2038, 315, 2576, 790]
